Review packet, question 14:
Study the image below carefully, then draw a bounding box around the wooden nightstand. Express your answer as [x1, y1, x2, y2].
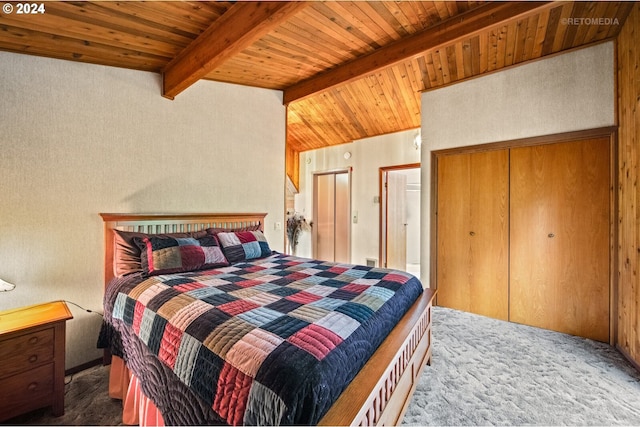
[0, 301, 73, 422]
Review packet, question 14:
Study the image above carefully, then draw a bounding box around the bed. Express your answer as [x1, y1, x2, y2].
[98, 213, 435, 426]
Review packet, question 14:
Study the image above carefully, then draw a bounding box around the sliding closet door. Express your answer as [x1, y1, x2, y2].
[510, 138, 610, 342]
[315, 173, 336, 262]
[313, 171, 350, 263]
[437, 149, 510, 320]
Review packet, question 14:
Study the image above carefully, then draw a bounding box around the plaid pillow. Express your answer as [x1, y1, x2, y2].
[216, 231, 272, 263]
[135, 234, 229, 276]
[205, 223, 262, 235]
[113, 229, 207, 277]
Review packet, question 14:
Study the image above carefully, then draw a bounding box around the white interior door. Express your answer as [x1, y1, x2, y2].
[380, 166, 420, 273]
[386, 172, 407, 270]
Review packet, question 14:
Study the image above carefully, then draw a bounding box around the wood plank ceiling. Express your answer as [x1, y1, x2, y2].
[0, 1, 633, 184]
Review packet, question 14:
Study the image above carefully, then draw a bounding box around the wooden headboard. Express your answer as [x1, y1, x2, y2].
[99, 212, 267, 286]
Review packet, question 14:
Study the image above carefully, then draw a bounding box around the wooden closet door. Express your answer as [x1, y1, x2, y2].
[437, 149, 509, 320]
[510, 138, 610, 342]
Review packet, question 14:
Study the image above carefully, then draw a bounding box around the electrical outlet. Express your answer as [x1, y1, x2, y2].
[274, 222, 282, 230]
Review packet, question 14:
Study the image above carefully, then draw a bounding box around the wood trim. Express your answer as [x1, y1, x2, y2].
[616, 344, 640, 373]
[162, 1, 308, 99]
[285, 143, 300, 192]
[378, 163, 421, 270]
[311, 169, 352, 263]
[99, 212, 267, 223]
[610, 129, 619, 346]
[432, 126, 618, 156]
[66, 357, 103, 376]
[283, 1, 553, 104]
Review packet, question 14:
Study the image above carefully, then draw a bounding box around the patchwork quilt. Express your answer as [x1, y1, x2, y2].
[101, 252, 423, 425]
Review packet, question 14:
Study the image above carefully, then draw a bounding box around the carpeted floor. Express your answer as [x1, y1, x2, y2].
[5, 306, 640, 426]
[403, 307, 640, 426]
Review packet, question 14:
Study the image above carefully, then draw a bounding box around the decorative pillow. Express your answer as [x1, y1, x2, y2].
[216, 231, 272, 263]
[205, 223, 262, 235]
[134, 234, 228, 276]
[113, 229, 207, 277]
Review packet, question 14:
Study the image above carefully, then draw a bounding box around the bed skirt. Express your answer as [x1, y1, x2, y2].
[109, 356, 165, 426]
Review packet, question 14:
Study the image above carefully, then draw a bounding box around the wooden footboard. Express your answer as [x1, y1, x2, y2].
[319, 288, 436, 426]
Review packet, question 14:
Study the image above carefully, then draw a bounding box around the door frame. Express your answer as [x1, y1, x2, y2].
[431, 126, 618, 344]
[379, 163, 420, 269]
[312, 168, 352, 262]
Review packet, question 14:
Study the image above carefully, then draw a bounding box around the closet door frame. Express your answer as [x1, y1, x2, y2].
[312, 168, 352, 263]
[430, 126, 618, 344]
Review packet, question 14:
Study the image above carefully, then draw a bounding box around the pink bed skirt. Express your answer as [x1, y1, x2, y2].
[109, 356, 165, 426]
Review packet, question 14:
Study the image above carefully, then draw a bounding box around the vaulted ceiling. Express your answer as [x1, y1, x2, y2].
[0, 1, 633, 169]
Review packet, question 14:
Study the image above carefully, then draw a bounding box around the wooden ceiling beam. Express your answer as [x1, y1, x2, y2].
[283, 1, 553, 105]
[162, 1, 308, 100]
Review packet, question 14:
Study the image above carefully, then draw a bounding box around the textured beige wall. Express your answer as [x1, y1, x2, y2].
[296, 129, 421, 269]
[0, 51, 286, 369]
[420, 41, 615, 286]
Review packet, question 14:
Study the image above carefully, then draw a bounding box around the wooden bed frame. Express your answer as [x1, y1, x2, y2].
[100, 212, 435, 426]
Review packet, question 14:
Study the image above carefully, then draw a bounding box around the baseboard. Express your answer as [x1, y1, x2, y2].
[65, 357, 104, 376]
[615, 344, 640, 372]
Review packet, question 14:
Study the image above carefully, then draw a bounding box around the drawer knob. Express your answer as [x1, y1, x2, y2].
[28, 336, 39, 344]
[28, 354, 38, 363]
[28, 382, 38, 391]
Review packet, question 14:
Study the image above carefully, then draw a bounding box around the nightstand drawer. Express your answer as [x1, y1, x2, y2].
[0, 328, 54, 378]
[0, 362, 55, 420]
[0, 301, 72, 421]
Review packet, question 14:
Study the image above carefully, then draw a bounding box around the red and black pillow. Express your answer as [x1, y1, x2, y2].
[135, 234, 229, 276]
[216, 231, 272, 263]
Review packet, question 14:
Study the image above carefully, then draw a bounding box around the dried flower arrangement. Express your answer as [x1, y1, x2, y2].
[286, 211, 310, 255]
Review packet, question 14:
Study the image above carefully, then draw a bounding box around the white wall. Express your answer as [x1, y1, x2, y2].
[420, 41, 615, 285]
[0, 51, 286, 369]
[295, 130, 421, 269]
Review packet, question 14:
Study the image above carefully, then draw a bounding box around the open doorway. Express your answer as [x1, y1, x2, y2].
[380, 164, 420, 276]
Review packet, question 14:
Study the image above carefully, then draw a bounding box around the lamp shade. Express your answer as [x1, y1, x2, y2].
[0, 278, 15, 292]
[413, 130, 422, 150]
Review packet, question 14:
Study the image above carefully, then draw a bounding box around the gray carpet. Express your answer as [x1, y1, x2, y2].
[403, 307, 640, 426]
[6, 306, 640, 425]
